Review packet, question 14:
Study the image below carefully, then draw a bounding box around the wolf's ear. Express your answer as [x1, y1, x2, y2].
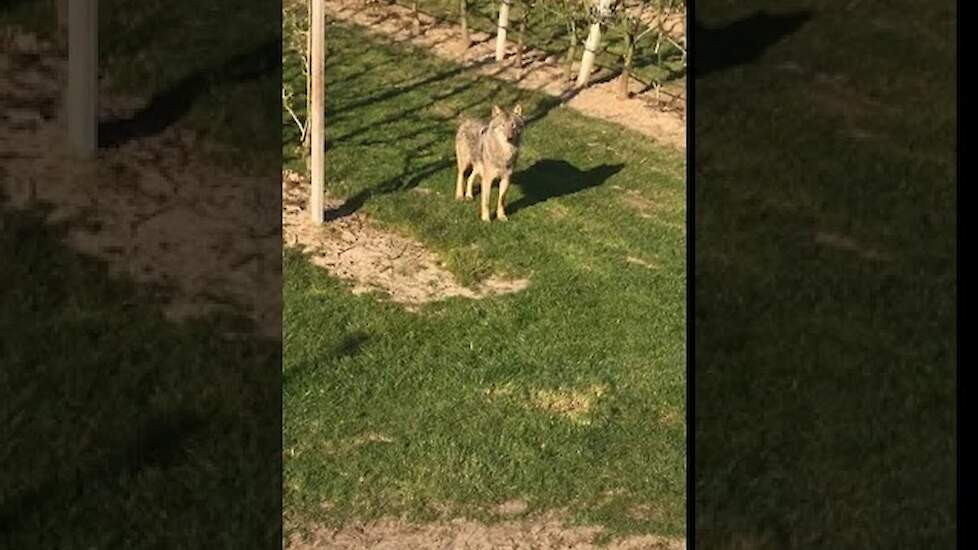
[492, 105, 503, 117]
[513, 104, 523, 117]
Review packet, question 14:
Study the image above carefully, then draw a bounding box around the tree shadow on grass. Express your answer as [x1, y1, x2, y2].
[99, 38, 279, 149]
[695, 10, 813, 78]
[282, 331, 370, 388]
[506, 159, 624, 217]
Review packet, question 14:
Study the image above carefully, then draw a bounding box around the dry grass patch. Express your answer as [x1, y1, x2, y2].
[531, 385, 608, 426]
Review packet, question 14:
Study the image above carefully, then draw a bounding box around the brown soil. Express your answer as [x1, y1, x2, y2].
[1, 30, 281, 339]
[324, 0, 686, 151]
[283, 170, 530, 308]
[287, 512, 686, 550]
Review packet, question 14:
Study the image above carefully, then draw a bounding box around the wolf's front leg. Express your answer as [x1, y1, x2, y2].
[496, 174, 511, 221]
[480, 171, 494, 222]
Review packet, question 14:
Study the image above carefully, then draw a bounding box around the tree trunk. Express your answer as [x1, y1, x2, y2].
[304, 0, 312, 159]
[516, 9, 527, 74]
[460, 0, 470, 49]
[495, 0, 511, 62]
[576, 0, 613, 88]
[655, 0, 665, 67]
[412, 1, 421, 35]
[618, 28, 633, 99]
[564, 18, 578, 82]
[310, 0, 326, 224]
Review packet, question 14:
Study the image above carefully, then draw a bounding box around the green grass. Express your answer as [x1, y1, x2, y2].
[2, 2, 281, 547]
[694, 1, 955, 548]
[283, 21, 686, 541]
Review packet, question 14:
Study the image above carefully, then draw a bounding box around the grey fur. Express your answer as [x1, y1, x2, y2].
[454, 104, 525, 221]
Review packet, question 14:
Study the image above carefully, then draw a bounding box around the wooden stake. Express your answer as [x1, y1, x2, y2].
[67, 0, 98, 157]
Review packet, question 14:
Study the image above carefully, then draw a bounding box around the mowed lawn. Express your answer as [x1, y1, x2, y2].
[282, 22, 686, 540]
[694, 0, 955, 548]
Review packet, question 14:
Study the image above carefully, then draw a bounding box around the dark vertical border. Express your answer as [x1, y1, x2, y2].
[684, 0, 695, 547]
[954, 0, 961, 544]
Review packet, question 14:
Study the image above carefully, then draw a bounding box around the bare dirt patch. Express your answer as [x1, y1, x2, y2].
[283, 170, 529, 308]
[323, 0, 685, 150]
[1, 31, 280, 339]
[531, 384, 608, 426]
[287, 512, 685, 550]
[481, 382, 609, 426]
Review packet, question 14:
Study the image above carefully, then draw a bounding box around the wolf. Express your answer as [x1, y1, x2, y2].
[454, 104, 525, 221]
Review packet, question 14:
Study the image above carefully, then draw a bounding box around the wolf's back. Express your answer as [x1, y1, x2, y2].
[456, 118, 484, 157]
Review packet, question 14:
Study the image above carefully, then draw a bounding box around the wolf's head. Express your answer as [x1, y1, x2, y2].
[488, 104, 525, 144]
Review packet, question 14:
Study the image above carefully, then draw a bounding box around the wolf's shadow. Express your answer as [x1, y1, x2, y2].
[506, 159, 624, 216]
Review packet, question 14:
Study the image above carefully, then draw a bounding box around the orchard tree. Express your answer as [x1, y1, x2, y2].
[617, 6, 640, 98]
[549, 0, 590, 82]
[460, 0, 471, 49]
[515, 0, 541, 74]
[624, 0, 687, 100]
[412, 1, 422, 35]
[283, 0, 312, 164]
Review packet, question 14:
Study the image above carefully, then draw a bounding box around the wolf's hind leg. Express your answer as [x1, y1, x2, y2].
[465, 163, 480, 201]
[455, 165, 467, 200]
